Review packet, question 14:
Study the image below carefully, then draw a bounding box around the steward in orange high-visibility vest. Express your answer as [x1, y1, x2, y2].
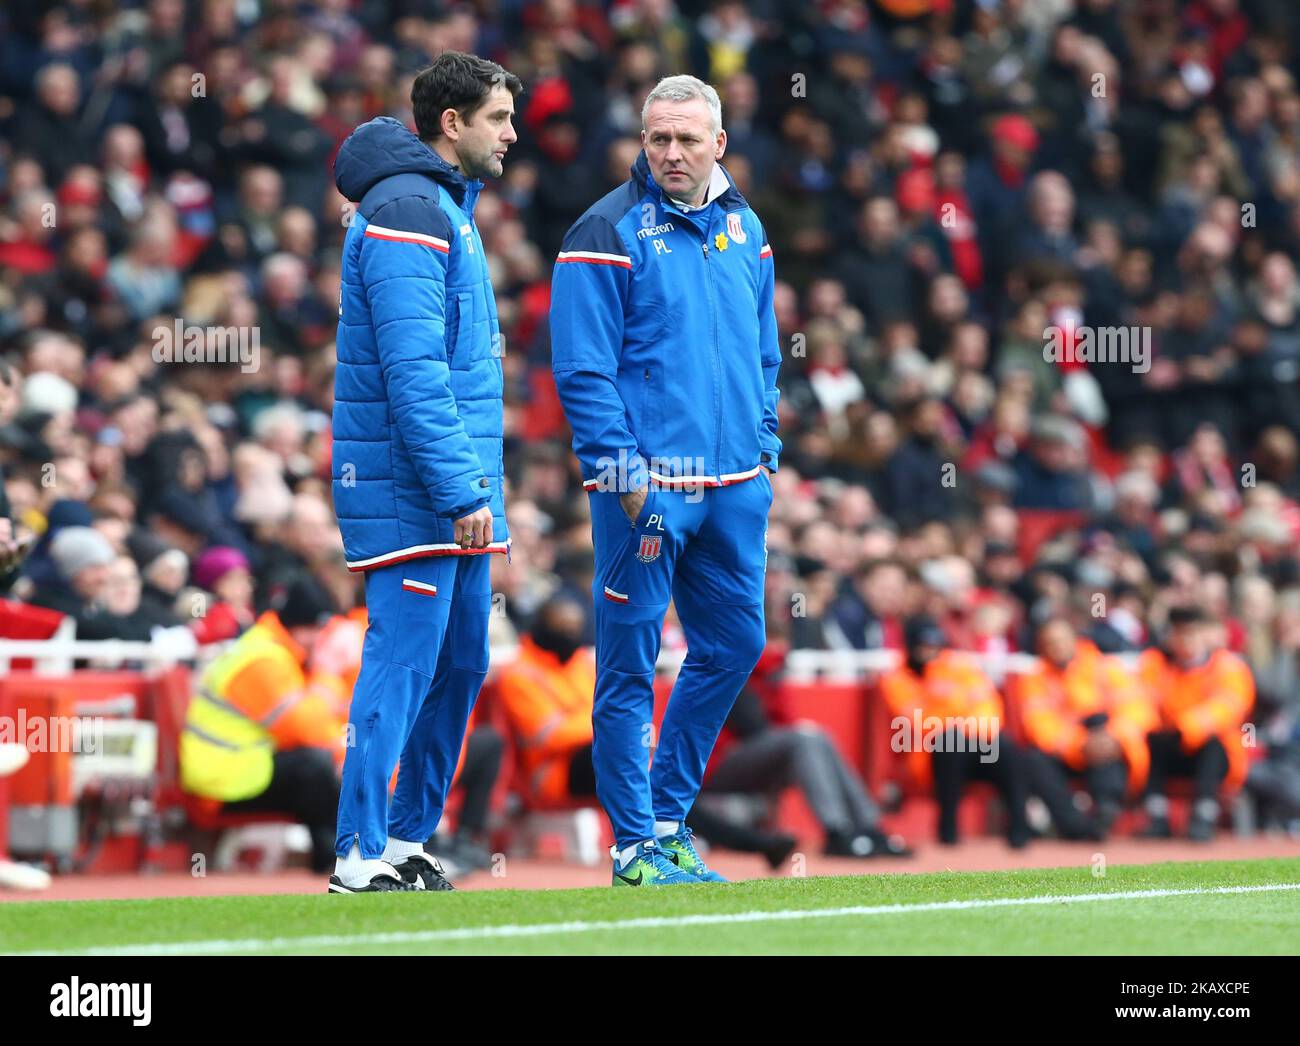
[879, 616, 1031, 847]
[180, 578, 346, 871]
[1009, 618, 1158, 840]
[498, 608, 597, 808]
[1137, 605, 1255, 842]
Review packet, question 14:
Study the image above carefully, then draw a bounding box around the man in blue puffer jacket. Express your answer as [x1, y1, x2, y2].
[550, 75, 782, 887]
[328, 52, 520, 893]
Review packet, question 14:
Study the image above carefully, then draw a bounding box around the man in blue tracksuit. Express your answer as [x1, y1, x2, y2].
[550, 75, 782, 886]
[328, 53, 521, 893]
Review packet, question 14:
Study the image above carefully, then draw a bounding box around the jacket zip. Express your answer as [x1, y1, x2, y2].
[701, 233, 723, 477]
[663, 196, 724, 479]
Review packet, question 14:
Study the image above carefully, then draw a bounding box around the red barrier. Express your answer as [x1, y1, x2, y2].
[0, 683, 12, 856]
[0, 599, 66, 671]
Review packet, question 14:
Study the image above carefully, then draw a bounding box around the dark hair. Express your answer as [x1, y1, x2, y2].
[411, 51, 522, 141]
[1167, 605, 1206, 627]
[274, 576, 337, 629]
[1033, 615, 1075, 641]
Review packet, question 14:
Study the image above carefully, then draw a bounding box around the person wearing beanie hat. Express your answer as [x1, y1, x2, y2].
[27, 525, 157, 641]
[137, 543, 189, 631]
[18, 371, 78, 420]
[192, 546, 250, 593]
[879, 615, 1033, 847]
[18, 498, 94, 593]
[147, 489, 213, 557]
[179, 576, 349, 874]
[273, 575, 335, 630]
[989, 112, 1040, 155]
[49, 525, 114, 590]
[186, 546, 256, 643]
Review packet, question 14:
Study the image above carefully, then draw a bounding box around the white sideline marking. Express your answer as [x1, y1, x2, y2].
[8, 882, 1300, 956]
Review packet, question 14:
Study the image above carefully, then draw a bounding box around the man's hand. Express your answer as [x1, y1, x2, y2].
[0, 518, 32, 575]
[454, 506, 494, 550]
[619, 489, 647, 525]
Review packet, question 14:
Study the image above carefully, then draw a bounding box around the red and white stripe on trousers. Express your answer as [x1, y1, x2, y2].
[346, 540, 512, 572]
[581, 465, 763, 491]
[401, 578, 439, 598]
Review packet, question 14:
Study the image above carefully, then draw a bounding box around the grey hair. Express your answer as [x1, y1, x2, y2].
[642, 75, 722, 136]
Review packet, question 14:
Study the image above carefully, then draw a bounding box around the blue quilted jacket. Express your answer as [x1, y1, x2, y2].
[549, 152, 781, 492]
[332, 117, 508, 571]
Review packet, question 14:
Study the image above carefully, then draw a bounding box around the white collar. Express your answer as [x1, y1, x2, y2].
[668, 163, 731, 211]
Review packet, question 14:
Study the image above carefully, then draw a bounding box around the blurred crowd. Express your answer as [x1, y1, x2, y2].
[4, 0, 1300, 848]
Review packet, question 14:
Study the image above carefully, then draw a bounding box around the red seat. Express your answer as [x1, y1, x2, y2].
[1016, 509, 1088, 564]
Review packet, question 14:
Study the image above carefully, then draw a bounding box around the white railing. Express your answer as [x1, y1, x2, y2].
[0, 614, 213, 674]
[0, 630, 1140, 685]
[783, 648, 1045, 684]
[783, 648, 1143, 684]
[0, 630, 523, 676]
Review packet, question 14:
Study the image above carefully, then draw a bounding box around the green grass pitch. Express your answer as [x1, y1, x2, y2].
[3, 858, 1297, 955]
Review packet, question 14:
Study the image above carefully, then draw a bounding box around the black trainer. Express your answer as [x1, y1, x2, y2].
[824, 829, 914, 859]
[392, 851, 456, 891]
[1187, 814, 1216, 842]
[1140, 814, 1173, 839]
[328, 864, 419, 893]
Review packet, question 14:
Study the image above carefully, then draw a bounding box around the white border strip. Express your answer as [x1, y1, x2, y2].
[581, 466, 761, 491]
[363, 224, 450, 251]
[10, 882, 1298, 956]
[346, 540, 511, 570]
[555, 250, 632, 267]
[650, 466, 761, 487]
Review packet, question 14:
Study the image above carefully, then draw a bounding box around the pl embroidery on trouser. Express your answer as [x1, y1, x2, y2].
[588, 471, 773, 848]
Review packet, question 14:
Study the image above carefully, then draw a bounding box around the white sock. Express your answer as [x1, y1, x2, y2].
[616, 841, 652, 867]
[1194, 798, 1220, 821]
[654, 820, 679, 838]
[334, 842, 392, 886]
[382, 837, 425, 863]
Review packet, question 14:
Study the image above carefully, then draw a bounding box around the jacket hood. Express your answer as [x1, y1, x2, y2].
[334, 116, 475, 204]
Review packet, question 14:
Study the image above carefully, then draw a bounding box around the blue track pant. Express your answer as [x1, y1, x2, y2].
[334, 552, 492, 858]
[589, 472, 772, 848]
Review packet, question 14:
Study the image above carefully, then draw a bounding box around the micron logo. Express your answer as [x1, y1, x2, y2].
[636, 222, 675, 239]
